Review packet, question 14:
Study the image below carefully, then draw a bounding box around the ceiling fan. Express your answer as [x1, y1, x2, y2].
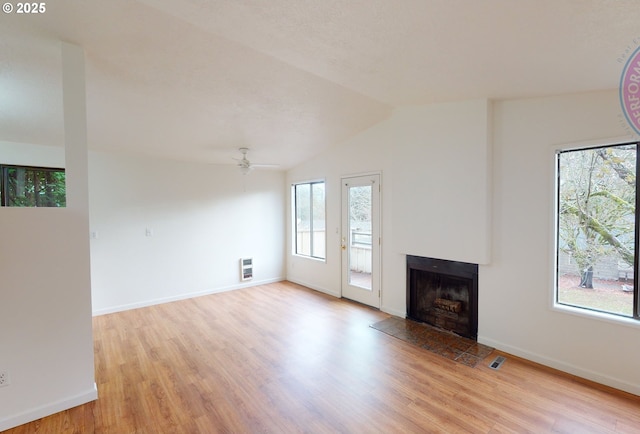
[233, 147, 278, 175]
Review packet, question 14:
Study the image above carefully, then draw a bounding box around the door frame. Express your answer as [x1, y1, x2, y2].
[340, 171, 382, 308]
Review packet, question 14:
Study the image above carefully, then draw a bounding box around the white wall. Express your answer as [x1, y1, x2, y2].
[287, 99, 492, 316]
[0, 141, 65, 167]
[483, 90, 640, 395]
[89, 151, 286, 314]
[0, 43, 96, 431]
[286, 91, 640, 395]
[391, 101, 492, 264]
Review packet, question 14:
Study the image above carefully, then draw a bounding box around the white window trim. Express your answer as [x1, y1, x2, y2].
[550, 136, 640, 327]
[291, 178, 326, 261]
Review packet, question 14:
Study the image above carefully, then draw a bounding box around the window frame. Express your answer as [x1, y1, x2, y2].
[0, 164, 66, 207]
[292, 179, 326, 261]
[553, 141, 640, 322]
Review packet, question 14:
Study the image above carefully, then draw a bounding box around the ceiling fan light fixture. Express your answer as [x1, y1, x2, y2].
[234, 147, 275, 174]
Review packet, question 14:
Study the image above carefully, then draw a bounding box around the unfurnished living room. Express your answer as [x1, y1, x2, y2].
[2, 1, 640, 432]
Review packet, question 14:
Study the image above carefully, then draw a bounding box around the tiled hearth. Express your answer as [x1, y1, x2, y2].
[370, 316, 493, 368]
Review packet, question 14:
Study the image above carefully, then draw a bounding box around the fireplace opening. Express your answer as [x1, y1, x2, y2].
[406, 255, 478, 340]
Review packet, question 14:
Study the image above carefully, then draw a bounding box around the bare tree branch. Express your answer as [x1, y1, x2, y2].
[561, 203, 634, 265]
[596, 148, 636, 188]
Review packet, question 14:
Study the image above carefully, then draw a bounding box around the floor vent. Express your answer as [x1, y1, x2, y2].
[488, 355, 506, 370]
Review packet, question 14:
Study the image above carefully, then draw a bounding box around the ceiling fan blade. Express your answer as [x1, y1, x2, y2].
[251, 163, 279, 168]
[228, 147, 280, 173]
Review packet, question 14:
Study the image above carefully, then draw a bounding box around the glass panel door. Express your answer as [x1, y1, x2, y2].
[342, 174, 380, 308]
[348, 184, 372, 290]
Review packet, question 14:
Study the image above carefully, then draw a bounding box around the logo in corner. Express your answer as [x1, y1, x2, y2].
[620, 45, 640, 136]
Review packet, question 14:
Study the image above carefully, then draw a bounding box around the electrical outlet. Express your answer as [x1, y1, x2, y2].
[0, 371, 10, 387]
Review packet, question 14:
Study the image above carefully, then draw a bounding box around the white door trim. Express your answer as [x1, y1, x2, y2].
[341, 172, 382, 308]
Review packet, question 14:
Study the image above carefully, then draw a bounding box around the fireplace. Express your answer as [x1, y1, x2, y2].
[406, 255, 478, 340]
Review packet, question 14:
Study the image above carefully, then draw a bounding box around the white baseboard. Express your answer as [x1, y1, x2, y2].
[287, 279, 406, 316]
[93, 277, 285, 316]
[381, 306, 405, 317]
[286, 278, 341, 298]
[479, 336, 640, 397]
[0, 384, 98, 432]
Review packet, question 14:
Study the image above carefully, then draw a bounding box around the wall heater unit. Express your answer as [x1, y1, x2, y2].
[240, 258, 253, 281]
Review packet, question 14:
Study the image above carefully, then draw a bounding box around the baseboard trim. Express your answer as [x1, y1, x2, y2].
[287, 280, 406, 316]
[381, 306, 405, 317]
[286, 278, 341, 298]
[0, 383, 98, 432]
[479, 336, 640, 397]
[92, 277, 285, 316]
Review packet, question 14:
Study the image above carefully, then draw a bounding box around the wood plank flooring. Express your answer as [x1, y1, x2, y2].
[5, 281, 640, 433]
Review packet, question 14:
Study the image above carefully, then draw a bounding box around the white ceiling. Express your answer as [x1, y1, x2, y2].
[1, 0, 639, 169]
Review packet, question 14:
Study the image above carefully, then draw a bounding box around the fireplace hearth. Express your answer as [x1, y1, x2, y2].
[406, 255, 478, 340]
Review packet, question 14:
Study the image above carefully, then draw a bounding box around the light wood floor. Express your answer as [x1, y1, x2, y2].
[6, 281, 640, 433]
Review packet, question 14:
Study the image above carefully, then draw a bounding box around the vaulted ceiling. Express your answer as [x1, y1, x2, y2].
[1, 0, 639, 168]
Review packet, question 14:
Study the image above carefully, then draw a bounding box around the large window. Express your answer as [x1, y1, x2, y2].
[0, 164, 66, 207]
[556, 143, 638, 319]
[293, 181, 325, 259]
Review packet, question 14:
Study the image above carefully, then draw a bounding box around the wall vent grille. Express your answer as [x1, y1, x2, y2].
[240, 258, 253, 281]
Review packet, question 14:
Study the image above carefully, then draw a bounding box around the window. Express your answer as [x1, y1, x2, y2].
[0, 164, 66, 207]
[555, 143, 638, 318]
[293, 181, 325, 259]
